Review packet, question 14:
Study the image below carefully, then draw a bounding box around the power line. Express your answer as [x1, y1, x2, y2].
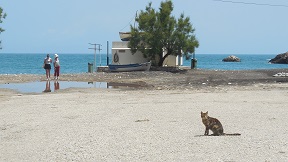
[120, 13, 137, 31]
[212, 0, 288, 7]
[120, 11, 138, 31]
[120, 16, 135, 31]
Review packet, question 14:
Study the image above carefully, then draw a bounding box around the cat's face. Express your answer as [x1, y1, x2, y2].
[201, 111, 208, 119]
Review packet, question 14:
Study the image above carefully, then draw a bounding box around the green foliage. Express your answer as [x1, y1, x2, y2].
[0, 7, 6, 33]
[129, 0, 199, 66]
[0, 6, 7, 49]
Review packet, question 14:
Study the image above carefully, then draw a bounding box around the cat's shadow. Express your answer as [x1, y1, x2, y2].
[194, 135, 217, 137]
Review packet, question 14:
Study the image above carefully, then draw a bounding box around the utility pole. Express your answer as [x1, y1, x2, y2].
[107, 41, 109, 65]
[97, 44, 102, 66]
[88, 43, 102, 71]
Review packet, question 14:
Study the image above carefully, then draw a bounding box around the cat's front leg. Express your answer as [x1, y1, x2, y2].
[204, 127, 209, 135]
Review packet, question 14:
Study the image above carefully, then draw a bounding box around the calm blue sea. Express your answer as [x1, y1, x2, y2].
[0, 53, 287, 74]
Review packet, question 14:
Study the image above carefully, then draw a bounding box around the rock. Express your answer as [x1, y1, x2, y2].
[269, 52, 288, 64]
[273, 72, 288, 77]
[222, 55, 241, 62]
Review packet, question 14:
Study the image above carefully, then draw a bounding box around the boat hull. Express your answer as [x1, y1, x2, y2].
[108, 62, 151, 72]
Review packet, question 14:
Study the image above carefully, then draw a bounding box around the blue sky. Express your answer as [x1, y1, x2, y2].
[0, 0, 287, 54]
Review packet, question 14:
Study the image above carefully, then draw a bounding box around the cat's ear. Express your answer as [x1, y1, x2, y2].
[206, 111, 208, 114]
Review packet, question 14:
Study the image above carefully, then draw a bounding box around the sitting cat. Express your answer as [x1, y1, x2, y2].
[201, 111, 240, 136]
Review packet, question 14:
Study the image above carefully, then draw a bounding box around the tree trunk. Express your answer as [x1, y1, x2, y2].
[158, 53, 170, 66]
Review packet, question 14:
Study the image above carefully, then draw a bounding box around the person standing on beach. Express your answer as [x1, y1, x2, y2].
[44, 54, 52, 80]
[53, 54, 60, 80]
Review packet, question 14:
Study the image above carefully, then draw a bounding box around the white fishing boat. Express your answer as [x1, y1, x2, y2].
[108, 62, 151, 72]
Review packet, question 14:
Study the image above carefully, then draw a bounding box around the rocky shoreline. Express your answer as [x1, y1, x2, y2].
[1, 68, 288, 90]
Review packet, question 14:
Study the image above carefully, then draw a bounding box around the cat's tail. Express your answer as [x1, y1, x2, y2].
[223, 133, 241, 136]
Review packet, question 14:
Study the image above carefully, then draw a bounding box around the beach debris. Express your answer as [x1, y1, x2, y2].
[273, 72, 288, 77]
[135, 119, 149, 122]
[157, 87, 162, 90]
[222, 55, 241, 62]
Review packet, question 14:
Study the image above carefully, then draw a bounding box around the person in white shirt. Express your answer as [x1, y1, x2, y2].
[53, 54, 60, 80]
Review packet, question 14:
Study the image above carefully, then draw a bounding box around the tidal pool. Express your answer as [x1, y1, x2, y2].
[0, 81, 110, 93]
[0, 81, 146, 93]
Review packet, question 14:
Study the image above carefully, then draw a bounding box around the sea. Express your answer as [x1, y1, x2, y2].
[0, 53, 287, 74]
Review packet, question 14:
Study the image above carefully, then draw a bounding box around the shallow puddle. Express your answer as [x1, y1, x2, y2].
[0, 81, 143, 93]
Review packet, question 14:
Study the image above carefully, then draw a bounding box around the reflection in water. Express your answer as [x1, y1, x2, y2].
[54, 81, 60, 91]
[43, 81, 51, 92]
[88, 82, 108, 88]
[43, 81, 60, 93]
[0, 81, 145, 94]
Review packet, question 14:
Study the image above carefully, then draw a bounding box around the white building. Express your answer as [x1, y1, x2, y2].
[111, 41, 183, 66]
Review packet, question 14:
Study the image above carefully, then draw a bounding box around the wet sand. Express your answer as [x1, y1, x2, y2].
[1, 69, 288, 161]
[1, 68, 288, 90]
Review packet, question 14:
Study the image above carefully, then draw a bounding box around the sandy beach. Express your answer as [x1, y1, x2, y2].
[1, 69, 288, 161]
